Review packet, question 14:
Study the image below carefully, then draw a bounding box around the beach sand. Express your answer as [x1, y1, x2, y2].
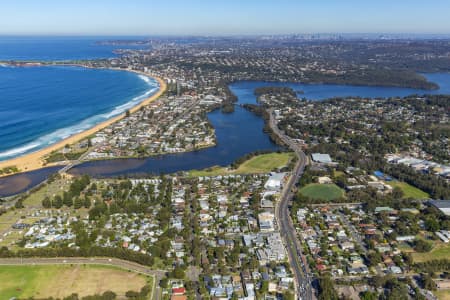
[0, 71, 167, 176]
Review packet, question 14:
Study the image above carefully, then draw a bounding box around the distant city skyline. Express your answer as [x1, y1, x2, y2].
[2, 0, 450, 36]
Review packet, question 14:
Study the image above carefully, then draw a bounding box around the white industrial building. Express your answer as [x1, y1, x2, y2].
[264, 172, 286, 191]
[429, 200, 450, 216]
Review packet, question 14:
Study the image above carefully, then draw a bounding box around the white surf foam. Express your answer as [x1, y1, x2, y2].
[0, 143, 41, 158]
[0, 75, 159, 161]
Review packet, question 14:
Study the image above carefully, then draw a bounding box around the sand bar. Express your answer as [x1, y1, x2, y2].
[0, 67, 167, 176]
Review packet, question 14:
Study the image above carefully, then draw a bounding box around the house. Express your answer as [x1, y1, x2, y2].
[258, 212, 275, 232]
[436, 231, 449, 243]
[244, 282, 255, 298]
[396, 235, 416, 242]
[317, 264, 327, 271]
[340, 241, 355, 251]
[389, 266, 402, 274]
[172, 287, 186, 295]
[375, 207, 394, 214]
[347, 264, 369, 275]
[318, 176, 333, 184]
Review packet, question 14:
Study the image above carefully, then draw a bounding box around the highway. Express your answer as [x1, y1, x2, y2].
[269, 109, 314, 300]
[0, 257, 166, 300]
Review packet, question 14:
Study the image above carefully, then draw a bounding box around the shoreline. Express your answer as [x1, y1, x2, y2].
[0, 66, 167, 177]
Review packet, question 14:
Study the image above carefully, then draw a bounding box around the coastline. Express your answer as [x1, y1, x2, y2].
[0, 67, 167, 177]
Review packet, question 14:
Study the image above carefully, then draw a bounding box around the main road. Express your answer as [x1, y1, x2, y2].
[269, 109, 313, 300]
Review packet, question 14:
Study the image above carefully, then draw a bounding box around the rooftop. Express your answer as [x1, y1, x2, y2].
[311, 153, 332, 163]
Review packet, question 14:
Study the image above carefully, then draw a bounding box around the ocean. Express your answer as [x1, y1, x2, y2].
[0, 37, 158, 161]
[0, 36, 149, 61]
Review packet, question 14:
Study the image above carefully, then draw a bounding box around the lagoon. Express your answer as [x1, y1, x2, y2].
[1, 73, 450, 197]
[68, 73, 450, 177]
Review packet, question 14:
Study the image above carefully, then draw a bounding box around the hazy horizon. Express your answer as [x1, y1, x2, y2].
[2, 0, 450, 36]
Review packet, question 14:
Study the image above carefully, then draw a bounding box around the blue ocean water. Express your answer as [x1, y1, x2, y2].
[0, 65, 158, 161]
[0, 36, 149, 61]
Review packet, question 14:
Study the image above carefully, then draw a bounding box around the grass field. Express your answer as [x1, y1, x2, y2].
[0, 264, 150, 299]
[412, 242, 450, 263]
[435, 289, 450, 300]
[387, 181, 429, 199]
[189, 152, 295, 177]
[299, 183, 345, 201]
[22, 177, 72, 207]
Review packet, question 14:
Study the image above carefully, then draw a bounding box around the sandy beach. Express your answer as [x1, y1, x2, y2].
[0, 69, 167, 176]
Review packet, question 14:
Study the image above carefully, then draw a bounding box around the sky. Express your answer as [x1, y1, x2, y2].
[1, 0, 450, 36]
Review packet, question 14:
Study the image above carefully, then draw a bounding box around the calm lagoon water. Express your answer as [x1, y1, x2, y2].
[68, 73, 450, 177]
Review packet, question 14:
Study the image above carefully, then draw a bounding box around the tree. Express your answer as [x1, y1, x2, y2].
[392, 186, 404, 199]
[360, 291, 378, 300]
[159, 278, 168, 288]
[74, 227, 90, 248]
[89, 203, 108, 220]
[74, 197, 84, 209]
[63, 191, 73, 207]
[367, 251, 382, 267]
[63, 293, 79, 300]
[414, 239, 433, 253]
[318, 276, 339, 300]
[53, 195, 63, 209]
[335, 175, 347, 189]
[15, 199, 24, 209]
[84, 197, 92, 209]
[283, 291, 295, 300]
[259, 281, 268, 293]
[172, 266, 185, 279]
[139, 285, 151, 297]
[125, 290, 139, 298]
[42, 197, 52, 208]
[102, 291, 117, 300]
[425, 218, 440, 232]
[422, 274, 437, 291]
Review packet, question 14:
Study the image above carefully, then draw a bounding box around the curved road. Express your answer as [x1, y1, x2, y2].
[269, 109, 313, 300]
[0, 257, 166, 300]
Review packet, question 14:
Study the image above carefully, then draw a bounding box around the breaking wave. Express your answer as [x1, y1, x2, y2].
[0, 74, 159, 161]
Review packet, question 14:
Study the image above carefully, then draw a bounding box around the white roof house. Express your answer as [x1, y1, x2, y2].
[312, 153, 332, 164]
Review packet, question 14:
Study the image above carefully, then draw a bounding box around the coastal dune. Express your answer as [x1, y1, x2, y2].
[0, 71, 167, 176]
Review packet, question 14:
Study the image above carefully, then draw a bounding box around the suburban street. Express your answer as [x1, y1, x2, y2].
[269, 109, 313, 300]
[337, 211, 368, 252]
[0, 257, 166, 300]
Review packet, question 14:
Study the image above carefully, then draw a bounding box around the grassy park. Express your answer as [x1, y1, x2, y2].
[412, 242, 450, 263]
[434, 289, 450, 300]
[189, 152, 295, 177]
[299, 183, 345, 201]
[386, 181, 430, 199]
[0, 264, 151, 299]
